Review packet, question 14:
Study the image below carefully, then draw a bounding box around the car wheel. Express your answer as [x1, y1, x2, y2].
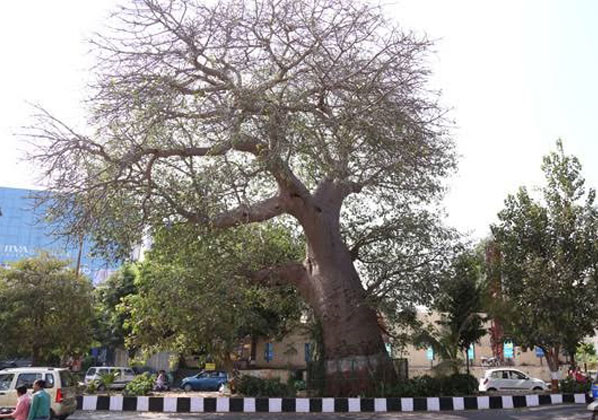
[532, 386, 543, 391]
[183, 384, 193, 392]
[487, 387, 497, 393]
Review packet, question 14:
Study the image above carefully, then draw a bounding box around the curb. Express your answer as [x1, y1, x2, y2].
[76, 393, 592, 413]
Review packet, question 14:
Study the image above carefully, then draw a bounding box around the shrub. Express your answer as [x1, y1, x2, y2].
[237, 375, 295, 397]
[85, 381, 98, 395]
[559, 377, 592, 394]
[125, 373, 157, 396]
[383, 374, 478, 397]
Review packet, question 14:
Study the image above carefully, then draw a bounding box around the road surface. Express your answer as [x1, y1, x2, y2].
[69, 404, 592, 419]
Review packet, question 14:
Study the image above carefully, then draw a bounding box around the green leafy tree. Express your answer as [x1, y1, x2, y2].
[120, 223, 305, 372]
[28, 0, 456, 394]
[414, 250, 486, 375]
[576, 343, 597, 373]
[435, 251, 486, 373]
[94, 264, 139, 350]
[0, 253, 95, 365]
[491, 140, 598, 391]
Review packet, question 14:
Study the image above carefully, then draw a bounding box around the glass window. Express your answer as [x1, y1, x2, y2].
[124, 369, 134, 376]
[264, 342, 274, 362]
[0, 374, 14, 391]
[60, 371, 75, 387]
[16, 373, 41, 388]
[44, 374, 55, 388]
[305, 343, 312, 363]
[490, 371, 500, 379]
[98, 369, 109, 376]
[86, 368, 96, 376]
[512, 371, 527, 380]
[501, 371, 509, 379]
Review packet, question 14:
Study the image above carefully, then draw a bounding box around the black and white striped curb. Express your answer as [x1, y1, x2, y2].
[76, 393, 592, 413]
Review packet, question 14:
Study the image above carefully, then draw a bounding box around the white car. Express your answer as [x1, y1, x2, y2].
[479, 368, 548, 393]
[84, 366, 136, 390]
[0, 367, 77, 420]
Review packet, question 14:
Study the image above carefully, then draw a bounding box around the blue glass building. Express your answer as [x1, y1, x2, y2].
[0, 186, 116, 284]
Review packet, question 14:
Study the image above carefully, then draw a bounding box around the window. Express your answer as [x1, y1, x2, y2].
[124, 369, 135, 376]
[97, 369, 109, 376]
[264, 342, 274, 362]
[45, 373, 55, 388]
[86, 368, 96, 376]
[501, 371, 509, 379]
[0, 374, 14, 391]
[304, 343, 312, 363]
[511, 371, 527, 380]
[60, 371, 75, 387]
[490, 371, 500, 379]
[16, 373, 41, 388]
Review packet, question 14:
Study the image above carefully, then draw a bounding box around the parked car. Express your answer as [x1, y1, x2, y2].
[84, 367, 136, 390]
[591, 371, 598, 399]
[0, 367, 77, 420]
[180, 371, 228, 391]
[479, 368, 548, 393]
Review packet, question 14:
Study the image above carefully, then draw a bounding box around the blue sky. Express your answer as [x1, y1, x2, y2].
[1, 0, 597, 238]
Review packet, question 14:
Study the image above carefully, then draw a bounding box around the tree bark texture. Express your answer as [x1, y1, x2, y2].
[287, 183, 396, 396]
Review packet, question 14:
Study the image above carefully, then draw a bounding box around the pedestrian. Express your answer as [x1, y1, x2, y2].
[154, 370, 168, 392]
[0, 385, 30, 420]
[27, 379, 51, 420]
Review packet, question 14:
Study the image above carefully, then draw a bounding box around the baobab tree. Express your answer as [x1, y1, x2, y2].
[28, 0, 455, 394]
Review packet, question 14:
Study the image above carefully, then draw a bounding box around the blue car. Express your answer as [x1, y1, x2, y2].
[181, 371, 228, 391]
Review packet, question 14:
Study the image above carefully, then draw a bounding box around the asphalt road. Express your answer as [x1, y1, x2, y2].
[69, 405, 592, 419]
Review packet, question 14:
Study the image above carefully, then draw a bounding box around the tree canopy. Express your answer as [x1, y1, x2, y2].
[0, 253, 95, 365]
[491, 140, 598, 387]
[414, 250, 486, 375]
[120, 222, 305, 367]
[94, 264, 139, 350]
[27, 0, 456, 394]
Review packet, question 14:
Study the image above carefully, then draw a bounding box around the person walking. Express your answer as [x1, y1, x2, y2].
[0, 386, 30, 420]
[27, 380, 50, 420]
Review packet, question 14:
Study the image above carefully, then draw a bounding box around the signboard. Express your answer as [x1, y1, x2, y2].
[535, 347, 544, 358]
[467, 343, 475, 360]
[426, 347, 434, 361]
[204, 363, 216, 371]
[503, 341, 514, 358]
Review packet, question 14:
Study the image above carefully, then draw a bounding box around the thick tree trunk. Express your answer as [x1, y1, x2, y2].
[291, 186, 396, 396]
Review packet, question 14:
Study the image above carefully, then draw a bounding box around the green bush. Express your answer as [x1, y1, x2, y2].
[293, 379, 307, 391]
[383, 374, 478, 397]
[559, 377, 592, 394]
[85, 381, 98, 395]
[124, 373, 157, 396]
[237, 375, 295, 397]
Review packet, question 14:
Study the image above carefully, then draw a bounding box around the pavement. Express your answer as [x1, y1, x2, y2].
[69, 404, 591, 419]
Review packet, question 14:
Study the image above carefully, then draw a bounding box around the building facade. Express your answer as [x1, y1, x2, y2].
[0, 186, 116, 284]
